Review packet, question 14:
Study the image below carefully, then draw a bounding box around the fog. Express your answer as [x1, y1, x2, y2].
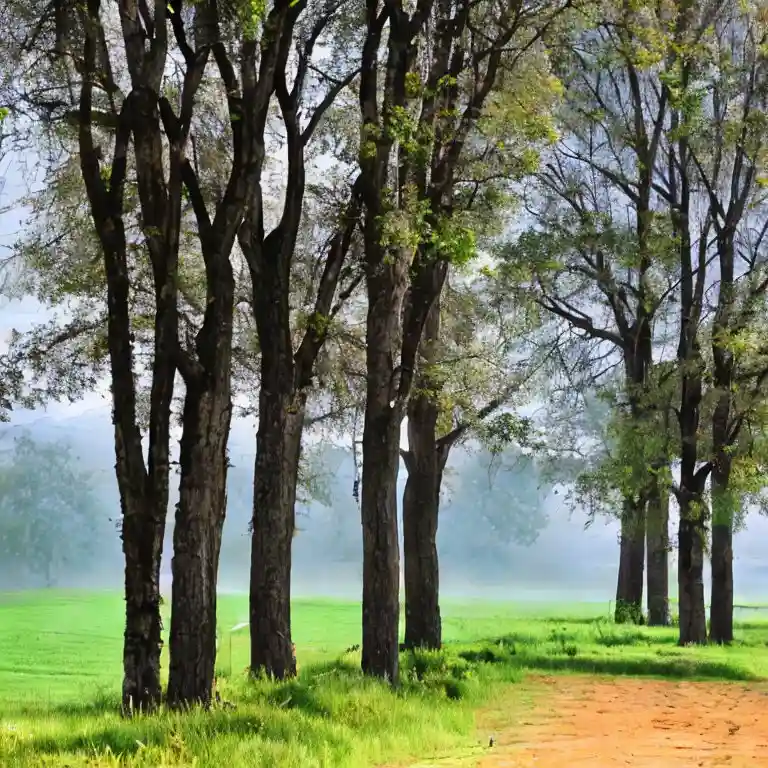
[2, 408, 768, 605]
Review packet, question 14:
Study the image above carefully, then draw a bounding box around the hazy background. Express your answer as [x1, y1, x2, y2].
[1, 159, 767, 606]
[1, 403, 768, 604]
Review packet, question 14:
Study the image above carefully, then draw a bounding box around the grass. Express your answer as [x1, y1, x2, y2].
[1, 591, 768, 767]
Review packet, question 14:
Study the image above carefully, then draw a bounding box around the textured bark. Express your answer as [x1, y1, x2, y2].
[361, 386, 404, 681]
[402, 301, 445, 650]
[710, 464, 734, 644]
[678, 496, 707, 645]
[167, 370, 233, 707]
[615, 496, 645, 623]
[72, 10, 178, 712]
[709, 232, 736, 645]
[645, 481, 670, 626]
[250, 391, 305, 679]
[120, 477, 166, 712]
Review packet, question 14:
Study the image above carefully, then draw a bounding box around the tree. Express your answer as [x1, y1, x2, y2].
[0, 433, 107, 588]
[356, 0, 571, 683]
[399, 46, 562, 651]
[0, 0, 309, 707]
[237, 2, 363, 677]
[683, 3, 768, 643]
[493, 0, 695, 625]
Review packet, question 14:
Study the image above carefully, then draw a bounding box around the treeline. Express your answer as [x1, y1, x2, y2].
[0, 0, 766, 712]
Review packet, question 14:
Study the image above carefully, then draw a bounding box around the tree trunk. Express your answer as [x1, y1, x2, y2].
[402, 444, 447, 651]
[120, 485, 165, 712]
[677, 496, 707, 645]
[709, 461, 734, 644]
[361, 391, 403, 682]
[709, 232, 735, 645]
[250, 389, 305, 679]
[402, 298, 445, 650]
[615, 496, 645, 623]
[645, 480, 669, 626]
[166, 378, 232, 707]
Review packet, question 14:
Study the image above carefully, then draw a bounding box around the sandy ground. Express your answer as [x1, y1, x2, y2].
[470, 675, 768, 767]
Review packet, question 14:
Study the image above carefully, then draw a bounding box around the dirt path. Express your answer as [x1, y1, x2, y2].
[469, 675, 768, 767]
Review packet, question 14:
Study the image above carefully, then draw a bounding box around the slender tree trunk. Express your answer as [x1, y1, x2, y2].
[402, 446, 447, 650]
[710, 461, 734, 644]
[361, 391, 403, 681]
[615, 496, 645, 623]
[646, 480, 669, 626]
[710, 233, 735, 645]
[677, 495, 707, 645]
[402, 299, 446, 650]
[250, 389, 305, 678]
[167, 247, 235, 706]
[120, 483, 165, 712]
[360, 253, 408, 681]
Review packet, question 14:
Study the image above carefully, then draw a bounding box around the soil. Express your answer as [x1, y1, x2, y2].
[473, 675, 768, 767]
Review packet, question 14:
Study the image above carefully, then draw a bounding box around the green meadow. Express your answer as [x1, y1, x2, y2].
[2, 591, 768, 767]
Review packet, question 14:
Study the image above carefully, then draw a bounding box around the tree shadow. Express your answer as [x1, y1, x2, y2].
[512, 652, 760, 681]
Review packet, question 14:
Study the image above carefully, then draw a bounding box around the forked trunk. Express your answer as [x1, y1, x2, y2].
[250, 390, 305, 679]
[645, 480, 670, 626]
[709, 462, 734, 644]
[615, 496, 645, 624]
[677, 496, 707, 645]
[167, 380, 232, 707]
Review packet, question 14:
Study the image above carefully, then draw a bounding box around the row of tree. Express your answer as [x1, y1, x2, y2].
[0, 0, 563, 710]
[1, 0, 767, 713]
[495, 0, 768, 643]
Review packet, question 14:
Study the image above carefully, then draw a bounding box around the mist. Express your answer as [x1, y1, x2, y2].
[3, 408, 768, 605]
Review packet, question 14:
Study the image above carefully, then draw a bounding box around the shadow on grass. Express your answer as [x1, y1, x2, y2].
[7, 633, 764, 763]
[512, 652, 759, 681]
[457, 637, 760, 682]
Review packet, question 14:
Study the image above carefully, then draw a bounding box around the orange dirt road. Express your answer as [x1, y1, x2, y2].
[472, 675, 768, 767]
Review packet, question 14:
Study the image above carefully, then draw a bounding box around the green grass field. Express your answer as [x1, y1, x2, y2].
[2, 591, 768, 767]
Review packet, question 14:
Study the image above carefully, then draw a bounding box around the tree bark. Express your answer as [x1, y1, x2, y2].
[646, 480, 669, 626]
[167, 236, 235, 706]
[75, 68, 176, 713]
[710, 461, 734, 644]
[120, 476, 166, 713]
[615, 496, 645, 623]
[402, 300, 445, 650]
[250, 389, 305, 679]
[709, 232, 736, 645]
[361, 389, 403, 682]
[167, 373, 233, 707]
[677, 495, 707, 645]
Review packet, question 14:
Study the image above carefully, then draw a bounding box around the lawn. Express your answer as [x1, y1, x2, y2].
[1, 591, 767, 767]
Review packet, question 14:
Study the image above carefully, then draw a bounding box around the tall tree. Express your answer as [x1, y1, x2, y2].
[0, 0, 303, 706]
[400, 48, 562, 650]
[494, 0, 688, 624]
[237, 1, 363, 674]
[685, 3, 768, 643]
[356, 0, 568, 680]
